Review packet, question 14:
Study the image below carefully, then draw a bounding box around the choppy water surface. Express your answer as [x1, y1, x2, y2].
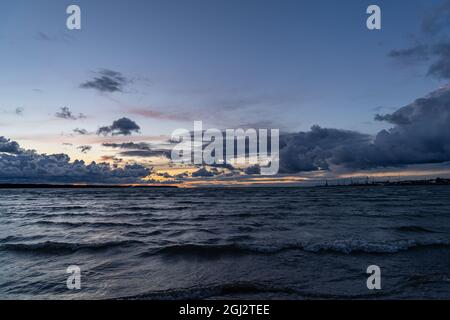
[0, 186, 449, 299]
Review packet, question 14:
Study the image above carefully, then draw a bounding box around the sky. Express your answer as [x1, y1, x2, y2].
[1, 0, 450, 186]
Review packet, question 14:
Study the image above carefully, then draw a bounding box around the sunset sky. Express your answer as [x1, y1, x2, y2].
[1, 0, 450, 186]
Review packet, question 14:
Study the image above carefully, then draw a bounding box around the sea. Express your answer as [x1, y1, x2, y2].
[0, 186, 449, 299]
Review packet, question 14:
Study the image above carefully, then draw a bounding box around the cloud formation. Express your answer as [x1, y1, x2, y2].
[73, 128, 89, 135]
[102, 142, 153, 150]
[389, 1, 450, 80]
[97, 83, 450, 175]
[97, 118, 141, 136]
[192, 167, 216, 177]
[3, 86, 450, 181]
[102, 142, 171, 158]
[56, 107, 86, 120]
[279, 126, 371, 173]
[80, 69, 128, 93]
[0, 137, 151, 184]
[0, 137, 22, 154]
[244, 164, 261, 175]
[279, 85, 450, 173]
[100, 155, 123, 164]
[77, 145, 92, 153]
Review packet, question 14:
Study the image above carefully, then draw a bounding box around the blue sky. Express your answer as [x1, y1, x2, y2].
[1, 0, 450, 185]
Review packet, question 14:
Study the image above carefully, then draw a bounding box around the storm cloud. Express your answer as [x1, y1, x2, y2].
[97, 118, 141, 136]
[0, 137, 151, 184]
[279, 86, 450, 173]
[279, 126, 372, 173]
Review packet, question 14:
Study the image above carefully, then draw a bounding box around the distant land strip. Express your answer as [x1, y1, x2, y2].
[0, 184, 178, 189]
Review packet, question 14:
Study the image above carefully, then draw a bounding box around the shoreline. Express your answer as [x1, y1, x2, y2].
[1, 179, 450, 189]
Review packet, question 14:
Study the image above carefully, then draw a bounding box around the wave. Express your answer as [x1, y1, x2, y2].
[140, 239, 450, 258]
[117, 281, 392, 300]
[294, 239, 450, 254]
[393, 226, 437, 233]
[118, 282, 298, 300]
[0, 240, 143, 254]
[0, 235, 44, 243]
[42, 206, 87, 211]
[120, 206, 188, 211]
[139, 244, 252, 258]
[34, 220, 155, 228]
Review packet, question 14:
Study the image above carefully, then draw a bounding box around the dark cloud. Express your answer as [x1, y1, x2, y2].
[208, 162, 235, 171]
[102, 142, 152, 151]
[374, 113, 411, 125]
[192, 167, 216, 177]
[77, 145, 92, 153]
[368, 85, 450, 166]
[389, 1, 450, 80]
[389, 41, 450, 80]
[244, 164, 261, 175]
[156, 172, 173, 179]
[280, 86, 450, 172]
[56, 107, 86, 120]
[175, 172, 189, 179]
[279, 126, 371, 173]
[80, 69, 128, 93]
[97, 118, 141, 136]
[0, 138, 151, 184]
[73, 128, 89, 135]
[0, 137, 22, 154]
[102, 141, 171, 158]
[427, 42, 450, 79]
